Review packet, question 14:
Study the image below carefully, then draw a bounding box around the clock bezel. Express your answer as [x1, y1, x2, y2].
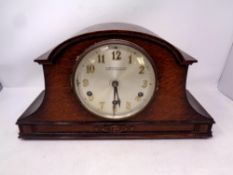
[71, 39, 159, 120]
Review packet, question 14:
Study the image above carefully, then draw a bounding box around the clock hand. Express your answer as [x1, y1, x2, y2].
[112, 81, 117, 115]
[114, 86, 121, 107]
[112, 81, 121, 107]
[112, 80, 121, 116]
[112, 100, 118, 116]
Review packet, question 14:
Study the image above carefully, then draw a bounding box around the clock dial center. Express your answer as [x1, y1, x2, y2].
[112, 80, 119, 87]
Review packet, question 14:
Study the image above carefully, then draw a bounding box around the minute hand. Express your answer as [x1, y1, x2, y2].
[112, 81, 121, 107]
[114, 86, 121, 107]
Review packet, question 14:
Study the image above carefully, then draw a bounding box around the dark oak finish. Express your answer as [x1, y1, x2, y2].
[16, 23, 214, 139]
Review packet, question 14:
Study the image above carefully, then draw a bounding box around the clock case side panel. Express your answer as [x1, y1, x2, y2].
[16, 24, 214, 139]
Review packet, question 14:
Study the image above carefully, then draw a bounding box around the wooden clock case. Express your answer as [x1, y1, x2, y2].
[16, 23, 214, 139]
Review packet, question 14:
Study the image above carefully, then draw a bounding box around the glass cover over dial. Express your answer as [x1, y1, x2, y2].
[73, 40, 156, 120]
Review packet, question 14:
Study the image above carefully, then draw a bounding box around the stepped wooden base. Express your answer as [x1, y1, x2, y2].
[17, 90, 214, 139]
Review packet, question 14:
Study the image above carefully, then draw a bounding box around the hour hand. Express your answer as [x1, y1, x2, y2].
[114, 87, 121, 107]
[112, 80, 121, 111]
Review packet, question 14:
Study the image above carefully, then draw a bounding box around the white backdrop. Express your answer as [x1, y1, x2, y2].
[1, 1, 233, 175]
[1, 0, 233, 88]
[219, 44, 233, 99]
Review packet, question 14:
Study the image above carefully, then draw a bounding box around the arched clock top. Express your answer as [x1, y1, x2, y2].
[35, 23, 197, 66]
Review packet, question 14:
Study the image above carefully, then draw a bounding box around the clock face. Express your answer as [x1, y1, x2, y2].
[73, 39, 156, 120]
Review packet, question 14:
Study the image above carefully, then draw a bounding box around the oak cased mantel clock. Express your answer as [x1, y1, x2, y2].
[16, 23, 214, 139]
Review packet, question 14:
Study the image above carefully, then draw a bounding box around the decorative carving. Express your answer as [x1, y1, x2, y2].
[95, 124, 134, 133]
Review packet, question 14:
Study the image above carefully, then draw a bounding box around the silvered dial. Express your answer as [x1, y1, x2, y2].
[73, 40, 156, 120]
